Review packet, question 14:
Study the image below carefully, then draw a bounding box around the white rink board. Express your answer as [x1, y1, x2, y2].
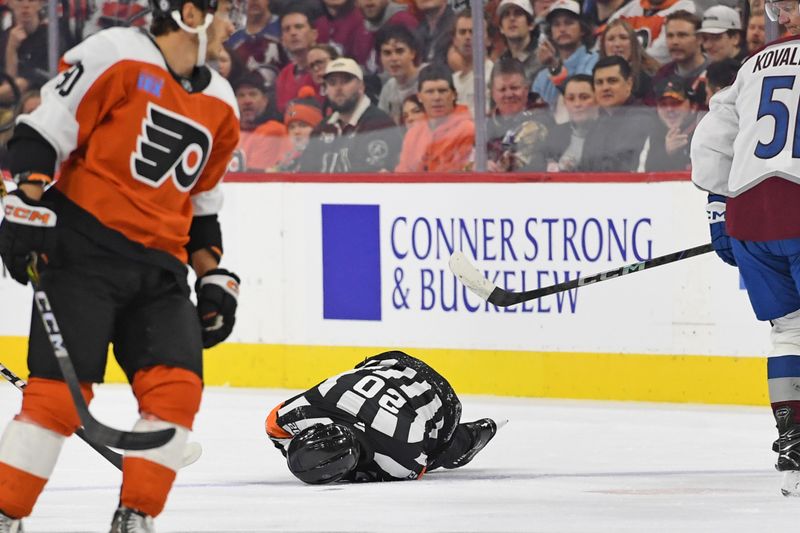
[0, 181, 766, 357]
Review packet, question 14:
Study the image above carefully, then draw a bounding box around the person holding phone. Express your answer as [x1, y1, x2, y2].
[645, 74, 700, 171]
[0, 0, 62, 103]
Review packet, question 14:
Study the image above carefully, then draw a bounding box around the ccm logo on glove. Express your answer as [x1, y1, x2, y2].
[706, 194, 736, 267]
[3, 193, 57, 227]
[195, 269, 240, 348]
[0, 190, 58, 285]
[706, 201, 726, 224]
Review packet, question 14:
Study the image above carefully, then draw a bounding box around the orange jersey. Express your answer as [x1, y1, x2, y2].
[19, 27, 240, 263]
[395, 106, 475, 173]
[238, 120, 289, 171]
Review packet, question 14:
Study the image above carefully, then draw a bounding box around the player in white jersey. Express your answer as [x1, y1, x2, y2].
[266, 351, 502, 483]
[691, 0, 800, 497]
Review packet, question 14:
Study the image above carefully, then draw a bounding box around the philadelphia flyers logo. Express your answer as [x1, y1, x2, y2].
[130, 103, 213, 192]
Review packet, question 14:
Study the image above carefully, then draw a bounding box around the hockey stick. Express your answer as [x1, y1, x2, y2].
[449, 243, 714, 307]
[0, 362, 205, 470]
[25, 254, 176, 450]
[0, 361, 123, 469]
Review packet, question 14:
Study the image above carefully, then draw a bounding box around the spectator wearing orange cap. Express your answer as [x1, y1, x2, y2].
[234, 72, 290, 172]
[645, 74, 700, 171]
[396, 65, 475, 172]
[273, 87, 325, 172]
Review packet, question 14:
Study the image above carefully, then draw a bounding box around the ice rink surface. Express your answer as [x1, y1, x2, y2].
[1, 383, 798, 532]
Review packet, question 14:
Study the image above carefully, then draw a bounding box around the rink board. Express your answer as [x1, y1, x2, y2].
[0, 175, 770, 405]
[0, 338, 768, 405]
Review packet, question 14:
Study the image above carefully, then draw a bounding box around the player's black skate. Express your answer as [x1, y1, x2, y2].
[443, 418, 502, 469]
[0, 510, 22, 533]
[109, 506, 154, 533]
[772, 406, 800, 497]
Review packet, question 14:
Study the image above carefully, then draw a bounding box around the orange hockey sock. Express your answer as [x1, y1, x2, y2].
[120, 366, 201, 517]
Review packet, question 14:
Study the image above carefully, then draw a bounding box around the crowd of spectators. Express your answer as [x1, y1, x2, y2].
[0, 0, 775, 173]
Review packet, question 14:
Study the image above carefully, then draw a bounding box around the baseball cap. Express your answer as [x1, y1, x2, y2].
[698, 5, 742, 34]
[497, 0, 533, 18]
[323, 58, 363, 82]
[232, 71, 269, 94]
[655, 75, 689, 103]
[546, 0, 581, 20]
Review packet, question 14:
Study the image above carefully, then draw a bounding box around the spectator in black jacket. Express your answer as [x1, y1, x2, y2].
[704, 57, 738, 106]
[0, 0, 62, 102]
[300, 57, 402, 172]
[645, 75, 699, 172]
[547, 73, 598, 171]
[580, 55, 651, 172]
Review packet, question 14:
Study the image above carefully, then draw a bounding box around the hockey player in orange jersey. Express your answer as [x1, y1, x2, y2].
[0, 0, 240, 530]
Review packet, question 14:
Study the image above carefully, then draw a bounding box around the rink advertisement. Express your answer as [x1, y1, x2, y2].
[217, 180, 759, 353]
[0, 176, 767, 404]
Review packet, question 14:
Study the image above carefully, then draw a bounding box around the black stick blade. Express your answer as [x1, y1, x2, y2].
[81, 423, 176, 451]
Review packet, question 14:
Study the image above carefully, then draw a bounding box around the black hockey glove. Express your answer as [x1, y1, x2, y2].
[195, 268, 240, 348]
[0, 189, 57, 285]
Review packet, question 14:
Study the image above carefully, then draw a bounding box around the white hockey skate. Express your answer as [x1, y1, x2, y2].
[109, 506, 154, 533]
[0, 511, 22, 533]
[781, 471, 800, 497]
[773, 406, 800, 497]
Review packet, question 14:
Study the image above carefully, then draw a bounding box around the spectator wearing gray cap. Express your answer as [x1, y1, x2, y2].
[496, 0, 544, 85]
[300, 58, 402, 172]
[698, 5, 746, 63]
[532, 0, 598, 110]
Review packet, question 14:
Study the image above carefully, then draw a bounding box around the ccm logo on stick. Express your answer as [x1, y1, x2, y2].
[33, 293, 69, 359]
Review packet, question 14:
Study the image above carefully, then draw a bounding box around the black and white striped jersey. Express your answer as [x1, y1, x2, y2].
[266, 351, 461, 481]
